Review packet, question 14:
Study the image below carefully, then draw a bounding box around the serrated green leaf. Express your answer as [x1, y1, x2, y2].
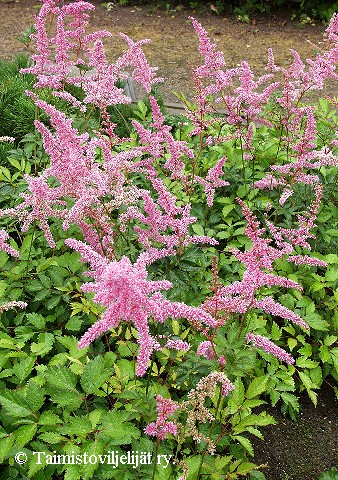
[280, 392, 299, 411]
[250, 471, 267, 479]
[288, 338, 297, 351]
[234, 413, 275, 433]
[236, 462, 257, 474]
[0, 280, 7, 297]
[325, 268, 338, 282]
[44, 365, 82, 410]
[39, 432, 68, 443]
[39, 411, 63, 426]
[65, 316, 83, 331]
[271, 322, 282, 340]
[192, 224, 204, 236]
[324, 335, 337, 346]
[323, 254, 338, 264]
[60, 416, 93, 438]
[298, 343, 312, 357]
[38, 273, 51, 289]
[25, 312, 46, 329]
[64, 465, 82, 480]
[232, 435, 254, 456]
[13, 356, 35, 381]
[24, 381, 45, 412]
[184, 455, 202, 479]
[319, 345, 331, 363]
[245, 376, 268, 399]
[99, 411, 140, 445]
[305, 313, 329, 331]
[36, 257, 58, 273]
[214, 455, 232, 469]
[15, 424, 37, 447]
[45, 295, 61, 310]
[31, 333, 54, 357]
[299, 371, 315, 391]
[309, 366, 322, 387]
[172, 319, 180, 336]
[308, 389, 317, 406]
[49, 390, 83, 410]
[245, 426, 264, 439]
[296, 357, 319, 369]
[0, 390, 33, 418]
[81, 356, 111, 394]
[222, 204, 235, 218]
[0, 435, 15, 462]
[231, 378, 245, 406]
[0, 337, 16, 349]
[34, 289, 50, 301]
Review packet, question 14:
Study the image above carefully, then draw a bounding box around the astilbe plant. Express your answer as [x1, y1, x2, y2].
[1, 1, 338, 478]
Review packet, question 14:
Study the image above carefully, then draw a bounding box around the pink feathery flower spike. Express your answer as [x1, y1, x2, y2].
[66, 239, 216, 376]
[246, 333, 295, 364]
[0, 230, 19, 257]
[145, 395, 179, 440]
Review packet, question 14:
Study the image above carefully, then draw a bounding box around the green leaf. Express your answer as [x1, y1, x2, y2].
[81, 356, 111, 394]
[0, 435, 15, 463]
[309, 366, 322, 387]
[99, 411, 140, 445]
[25, 312, 46, 329]
[318, 467, 338, 480]
[36, 257, 58, 272]
[280, 392, 299, 411]
[232, 435, 254, 456]
[222, 204, 235, 218]
[231, 379, 245, 406]
[44, 365, 82, 410]
[38, 273, 51, 289]
[192, 224, 204, 236]
[60, 416, 93, 438]
[236, 462, 257, 475]
[184, 455, 202, 480]
[65, 316, 83, 331]
[287, 338, 297, 351]
[325, 268, 338, 282]
[305, 313, 329, 331]
[298, 343, 312, 357]
[296, 357, 319, 369]
[245, 426, 264, 439]
[64, 465, 82, 480]
[0, 280, 7, 297]
[271, 322, 282, 340]
[39, 432, 68, 443]
[24, 380, 45, 412]
[0, 389, 34, 418]
[319, 345, 331, 363]
[324, 335, 337, 346]
[31, 332, 54, 357]
[245, 376, 268, 399]
[13, 356, 35, 381]
[299, 371, 315, 391]
[15, 424, 37, 447]
[45, 295, 61, 310]
[323, 254, 338, 264]
[250, 471, 267, 479]
[308, 390, 317, 406]
[39, 411, 63, 426]
[214, 455, 232, 470]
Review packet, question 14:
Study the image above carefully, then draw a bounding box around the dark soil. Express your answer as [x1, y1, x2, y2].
[252, 382, 338, 480]
[0, 1, 337, 479]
